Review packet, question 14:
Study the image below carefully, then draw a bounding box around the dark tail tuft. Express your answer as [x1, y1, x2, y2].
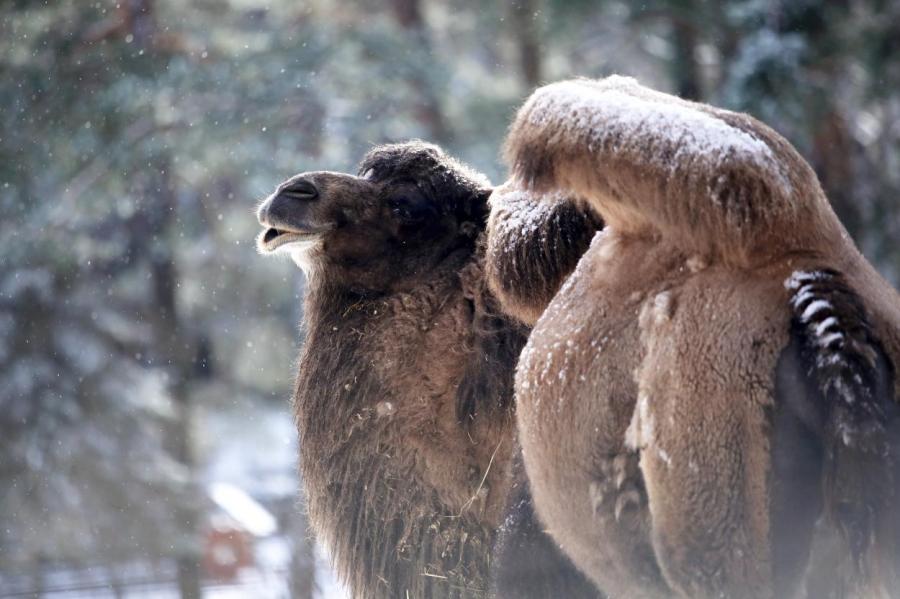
[785, 269, 897, 568]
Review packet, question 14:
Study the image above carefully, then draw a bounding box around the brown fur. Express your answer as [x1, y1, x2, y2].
[258, 143, 601, 599]
[485, 189, 603, 326]
[487, 77, 900, 598]
[295, 259, 518, 599]
[258, 142, 530, 598]
[489, 451, 602, 598]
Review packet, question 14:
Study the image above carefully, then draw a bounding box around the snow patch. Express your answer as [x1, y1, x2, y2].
[625, 392, 654, 451]
[686, 255, 708, 273]
[490, 188, 567, 248]
[814, 316, 839, 337]
[525, 78, 791, 194]
[652, 291, 675, 323]
[596, 230, 620, 263]
[639, 290, 676, 331]
[800, 299, 832, 322]
[819, 331, 845, 348]
[209, 482, 278, 537]
[784, 269, 831, 291]
[375, 400, 395, 417]
[657, 448, 672, 467]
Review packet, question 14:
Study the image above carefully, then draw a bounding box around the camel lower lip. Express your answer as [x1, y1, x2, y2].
[259, 229, 322, 252]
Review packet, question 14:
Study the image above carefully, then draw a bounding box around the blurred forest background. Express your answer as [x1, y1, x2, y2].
[1, 0, 899, 597]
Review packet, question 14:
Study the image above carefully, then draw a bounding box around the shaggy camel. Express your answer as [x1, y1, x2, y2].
[256, 141, 600, 598]
[485, 76, 900, 598]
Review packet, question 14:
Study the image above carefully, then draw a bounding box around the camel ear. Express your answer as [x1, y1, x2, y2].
[459, 186, 492, 227]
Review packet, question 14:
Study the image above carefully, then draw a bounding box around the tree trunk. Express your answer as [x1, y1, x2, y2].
[147, 157, 204, 599]
[670, 3, 701, 100]
[113, 2, 206, 592]
[389, 0, 451, 142]
[811, 109, 862, 240]
[509, 0, 543, 90]
[288, 508, 316, 599]
[31, 555, 46, 599]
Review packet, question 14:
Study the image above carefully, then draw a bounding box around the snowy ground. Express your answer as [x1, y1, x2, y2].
[0, 545, 347, 598]
[0, 361, 354, 599]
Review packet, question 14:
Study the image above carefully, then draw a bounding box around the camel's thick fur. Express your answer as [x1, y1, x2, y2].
[257, 142, 600, 598]
[486, 76, 900, 598]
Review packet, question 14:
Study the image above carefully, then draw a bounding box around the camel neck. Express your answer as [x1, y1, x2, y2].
[302, 246, 477, 333]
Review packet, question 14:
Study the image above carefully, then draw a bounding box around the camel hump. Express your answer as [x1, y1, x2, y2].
[504, 76, 841, 265]
[784, 269, 899, 573]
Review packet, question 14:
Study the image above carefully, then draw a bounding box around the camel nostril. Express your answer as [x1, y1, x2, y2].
[281, 179, 319, 201]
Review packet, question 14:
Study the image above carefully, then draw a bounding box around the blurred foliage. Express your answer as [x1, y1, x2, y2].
[1, 0, 898, 592]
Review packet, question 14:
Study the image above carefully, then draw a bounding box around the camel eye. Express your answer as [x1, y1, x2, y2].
[388, 187, 432, 223]
[391, 203, 415, 219]
[390, 199, 428, 222]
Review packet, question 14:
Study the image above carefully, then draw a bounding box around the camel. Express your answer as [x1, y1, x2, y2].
[485, 76, 900, 598]
[256, 141, 601, 598]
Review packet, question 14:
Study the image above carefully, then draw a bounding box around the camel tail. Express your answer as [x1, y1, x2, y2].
[785, 269, 898, 580]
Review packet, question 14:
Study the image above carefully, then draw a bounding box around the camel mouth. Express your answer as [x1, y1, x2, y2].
[257, 225, 327, 253]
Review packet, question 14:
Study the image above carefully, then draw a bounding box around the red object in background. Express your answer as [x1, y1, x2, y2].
[202, 524, 254, 582]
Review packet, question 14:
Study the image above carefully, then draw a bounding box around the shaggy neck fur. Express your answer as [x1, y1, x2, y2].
[294, 242, 527, 599]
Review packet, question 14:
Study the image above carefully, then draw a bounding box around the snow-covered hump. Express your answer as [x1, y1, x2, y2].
[524, 77, 791, 194]
[490, 188, 567, 244]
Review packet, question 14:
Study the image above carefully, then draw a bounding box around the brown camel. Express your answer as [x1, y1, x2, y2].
[256, 141, 600, 599]
[485, 76, 900, 598]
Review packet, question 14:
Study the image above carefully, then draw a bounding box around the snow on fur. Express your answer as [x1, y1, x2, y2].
[489, 188, 567, 247]
[786, 269, 886, 422]
[522, 76, 792, 195]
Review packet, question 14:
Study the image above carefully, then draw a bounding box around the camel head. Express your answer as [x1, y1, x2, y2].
[257, 140, 491, 293]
